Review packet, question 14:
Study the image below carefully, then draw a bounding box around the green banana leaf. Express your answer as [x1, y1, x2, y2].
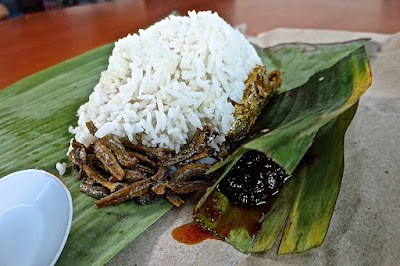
[0, 14, 371, 265]
[196, 44, 371, 253]
[255, 40, 368, 93]
[211, 40, 370, 174]
[0, 42, 174, 265]
[277, 102, 358, 254]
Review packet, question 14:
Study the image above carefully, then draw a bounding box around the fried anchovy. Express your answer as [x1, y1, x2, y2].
[77, 167, 87, 181]
[134, 189, 160, 205]
[129, 151, 157, 168]
[95, 178, 153, 208]
[135, 163, 156, 174]
[95, 167, 164, 208]
[82, 164, 125, 192]
[177, 148, 215, 166]
[165, 191, 184, 207]
[151, 184, 166, 195]
[164, 125, 217, 166]
[86, 154, 108, 172]
[123, 169, 147, 182]
[99, 137, 138, 168]
[85, 176, 96, 185]
[86, 121, 98, 135]
[69, 139, 87, 166]
[217, 143, 230, 160]
[93, 140, 125, 180]
[122, 141, 172, 163]
[150, 167, 166, 183]
[79, 184, 109, 199]
[170, 163, 211, 182]
[166, 181, 213, 194]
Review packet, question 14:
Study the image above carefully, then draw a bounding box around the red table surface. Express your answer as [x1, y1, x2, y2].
[1, 0, 399, 90]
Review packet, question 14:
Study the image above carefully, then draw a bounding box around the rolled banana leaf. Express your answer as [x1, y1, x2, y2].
[196, 44, 371, 253]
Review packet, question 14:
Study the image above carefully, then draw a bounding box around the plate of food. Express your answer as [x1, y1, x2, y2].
[0, 10, 377, 265]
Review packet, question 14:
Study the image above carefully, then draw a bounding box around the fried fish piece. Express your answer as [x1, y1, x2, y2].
[228, 65, 281, 142]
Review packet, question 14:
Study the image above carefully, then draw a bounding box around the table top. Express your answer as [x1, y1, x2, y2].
[1, 0, 400, 90]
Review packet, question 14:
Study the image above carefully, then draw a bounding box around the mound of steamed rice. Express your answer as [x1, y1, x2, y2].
[70, 11, 261, 152]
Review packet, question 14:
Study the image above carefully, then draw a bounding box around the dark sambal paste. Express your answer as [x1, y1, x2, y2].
[218, 150, 291, 206]
[174, 150, 291, 245]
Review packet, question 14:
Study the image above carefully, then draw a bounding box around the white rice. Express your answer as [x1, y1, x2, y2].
[70, 11, 261, 152]
[56, 162, 67, 176]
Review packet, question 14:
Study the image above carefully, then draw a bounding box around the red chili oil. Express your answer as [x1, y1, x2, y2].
[171, 221, 217, 245]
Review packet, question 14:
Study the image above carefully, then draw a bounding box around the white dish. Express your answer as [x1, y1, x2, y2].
[0, 169, 73, 266]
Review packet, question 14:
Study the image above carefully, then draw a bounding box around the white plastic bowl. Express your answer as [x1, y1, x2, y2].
[0, 169, 73, 266]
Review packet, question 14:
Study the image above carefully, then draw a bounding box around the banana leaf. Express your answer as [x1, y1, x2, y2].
[0, 42, 174, 265]
[0, 15, 371, 265]
[277, 102, 358, 254]
[211, 40, 370, 174]
[195, 45, 371, 252]
[255, 40, 368, 93]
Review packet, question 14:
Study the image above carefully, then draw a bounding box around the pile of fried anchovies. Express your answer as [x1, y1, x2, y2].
[69, 121, 228, 208]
